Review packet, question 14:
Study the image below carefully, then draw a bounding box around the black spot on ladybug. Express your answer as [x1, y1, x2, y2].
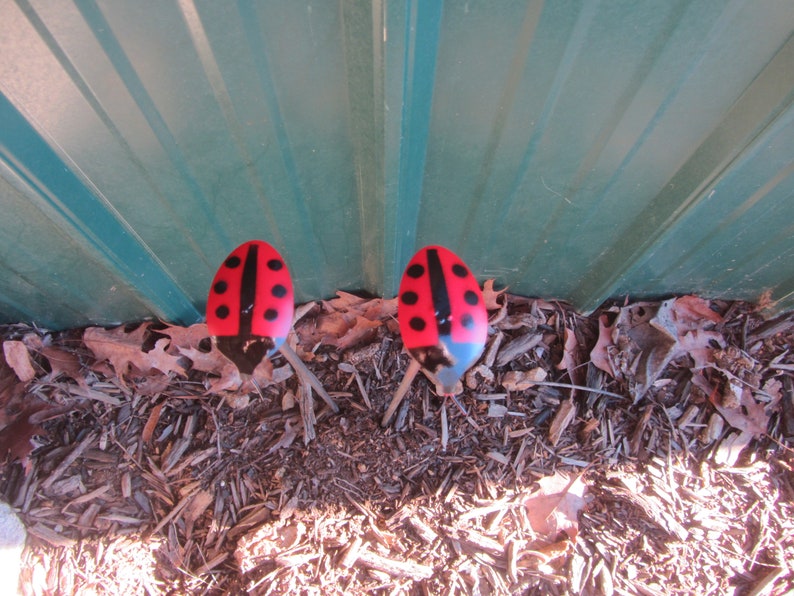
[461, 313, 474, 329]
[264, 308, 278, 321]
[410, 317, 426, 331]
[213, 281, 228, 294]
[225, 256, 241, 268]
[401, 291, 419, 305]
[272, 284, 287, 298]
[452, 264, 468, 278]
[464, 290, 478, 305]
[407, 264, 425, 278]
[267, 259, 283, 271]
[215, 305, 230, 319]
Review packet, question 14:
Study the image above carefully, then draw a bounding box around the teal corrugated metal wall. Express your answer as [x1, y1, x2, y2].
[1, 1, 793, 329]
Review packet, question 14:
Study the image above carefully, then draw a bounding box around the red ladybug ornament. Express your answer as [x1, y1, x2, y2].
[398, 245, 487, 394]
[206, 240, 294, 375]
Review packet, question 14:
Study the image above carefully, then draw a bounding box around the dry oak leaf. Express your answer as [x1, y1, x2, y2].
[17, 331, 84, 385]
[590, 314, 616, 377]
[84, 325, 187, 382]
[320, 291, 398, 322]
[482, 279, 507, 310]
[671, 294, 723, 326]
[524, 472, 587, 542]
[179, 340, 292, 394]
[556, 327, 579, 384]
[0, 361, 57, 472]
[159, 323, 213, 354]
[39, 345, 86, 387]
[0, 409, 45, 470]
[295, 292, 396, 351]
[590, 297, 724, 401]
[3, 341, 36, 382]
[710, 375, 769, 436]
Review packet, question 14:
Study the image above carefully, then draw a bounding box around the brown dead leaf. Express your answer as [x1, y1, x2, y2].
[294, 292, 397, 352]
[133, 374, 173, 396]
[556, 327, 579, 383]
[22, 333, 86, 387]
[178, 343, 228, 375]
[679, 329, 724, 370]
[0, 415, 43, 469]
[482, 279, 507, 310]
[244, 358, 278, 393]
[592, 298, 725, 401]
[39, 346, 86, 387]
[671, 295, 723, 326]
[179, 341, 282, 394]
[3, 341, 36, 382]
[590, 314, 616, 377]
[321, 290, 367, 312]
[179, 344, 242, 392]
[360, 297, 399, 321]
[159, 323, 211, 354]
[330, 317, 382, 351]
[690, 371, 769, 464]
[84, 325, 186, 384]
[0, 396, 52, 470]
[710, 376, 769, 436]
[0, 365, 22, 415]
[524, 472, 587, 541]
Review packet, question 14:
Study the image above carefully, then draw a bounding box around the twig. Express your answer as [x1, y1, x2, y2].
[441, 402, 449, 452]
[298, 376, 316, 444]
[355, 548, 433, 579]
[526, 380, 628, 400]
[382, 358, 421, 427]
[279, 343, 339, 413]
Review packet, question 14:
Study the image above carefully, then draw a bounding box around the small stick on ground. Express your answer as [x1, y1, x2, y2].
[279, 343, 339, 413]
[382, 358, 421, 427]
[298, 377, 316, 444]
[441, 401, 449, 452]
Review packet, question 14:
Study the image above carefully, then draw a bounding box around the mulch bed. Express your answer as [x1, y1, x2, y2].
[1, 291, 792, 595]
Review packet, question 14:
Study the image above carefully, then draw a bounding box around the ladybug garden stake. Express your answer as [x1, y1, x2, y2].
[382, 245, 488, 426]
[207, 241, 338, 430]
[207, 240, 294, 372]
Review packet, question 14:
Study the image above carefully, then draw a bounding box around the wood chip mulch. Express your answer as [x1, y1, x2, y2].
[1, 291, 793, 595]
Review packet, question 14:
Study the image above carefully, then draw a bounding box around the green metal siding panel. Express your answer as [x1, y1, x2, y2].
[0, 1, 793, 329]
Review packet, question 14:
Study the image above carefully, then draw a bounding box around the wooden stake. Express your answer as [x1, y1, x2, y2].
[381, 358, 421, 427]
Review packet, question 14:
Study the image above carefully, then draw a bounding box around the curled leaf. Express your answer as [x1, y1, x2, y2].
[3, 341, 36, 382]
[524, 472, 587, 541]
